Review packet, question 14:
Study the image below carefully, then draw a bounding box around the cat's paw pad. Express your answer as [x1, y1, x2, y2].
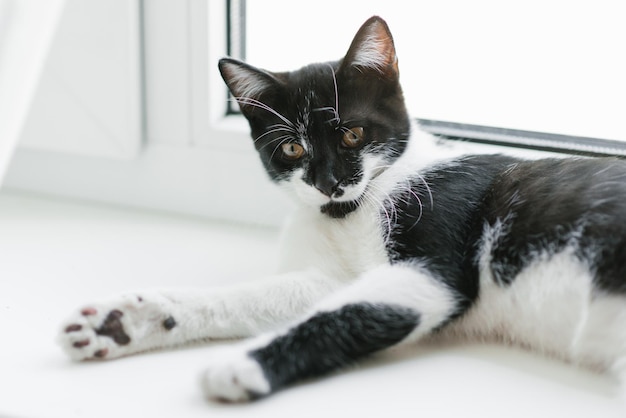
[58, 293, 176, 361]
[200, 350, 271, 402]
[58, 306, 127, 360]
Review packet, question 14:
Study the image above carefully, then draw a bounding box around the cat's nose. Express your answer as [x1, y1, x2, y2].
[314, 176, 343, 198]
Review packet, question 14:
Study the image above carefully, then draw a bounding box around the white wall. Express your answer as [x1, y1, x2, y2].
[3, 0, 291, 227]
[0, 0, 65, 182]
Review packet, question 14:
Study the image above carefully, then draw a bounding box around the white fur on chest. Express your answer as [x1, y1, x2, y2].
[275, 128, 471, 282]
[277, 205, 388, 280]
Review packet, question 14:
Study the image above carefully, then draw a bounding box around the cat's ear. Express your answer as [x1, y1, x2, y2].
[341, 16, 399, 79]
[218, 58, 279, 115]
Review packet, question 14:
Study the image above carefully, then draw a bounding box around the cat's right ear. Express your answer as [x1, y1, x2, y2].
[340, 16, 399, 80]
[218, 58, 279, 116]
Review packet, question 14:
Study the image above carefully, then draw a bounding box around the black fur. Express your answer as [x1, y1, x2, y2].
[387, 155, 520, 313]
[249, 303, 420, 393]
[479, 157, 626, 293]
[387, 155, 626, 300]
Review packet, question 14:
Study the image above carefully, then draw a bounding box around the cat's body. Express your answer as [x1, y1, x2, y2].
[58, 16, 626, 402]
[277, 127, 626, 372]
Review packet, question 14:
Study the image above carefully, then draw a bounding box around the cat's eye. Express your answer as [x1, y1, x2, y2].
[341, 127, 365, 148]
[281, 142, 305, 160]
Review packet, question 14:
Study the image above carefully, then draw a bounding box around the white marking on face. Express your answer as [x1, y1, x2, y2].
[278, 152, 386, 210]
[334, 153, 385, 203]
[280, 168, 329, 207]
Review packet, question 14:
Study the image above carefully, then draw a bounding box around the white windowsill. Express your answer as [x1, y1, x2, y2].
[0, 190, 622, 418]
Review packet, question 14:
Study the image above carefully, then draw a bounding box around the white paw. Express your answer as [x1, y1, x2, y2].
[200, 348, 271, 402]
[57, 292, 177, 360]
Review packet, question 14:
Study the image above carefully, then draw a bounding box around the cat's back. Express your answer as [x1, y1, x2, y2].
[480, 157, 626, 292]
[483, 157, 626, 225]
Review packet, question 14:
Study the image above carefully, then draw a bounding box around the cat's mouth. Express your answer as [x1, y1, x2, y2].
[320, 200, 360, 218]
[319, 166, 386, 218]
[319, 179, 368, 218]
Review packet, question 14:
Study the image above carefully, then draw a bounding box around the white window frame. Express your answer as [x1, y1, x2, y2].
[4, 0, 291, 227]
[0, 0, 66, 182]
[17, 0, 143, 160]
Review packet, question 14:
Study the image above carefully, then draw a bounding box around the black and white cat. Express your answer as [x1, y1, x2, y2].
[59, 16, 626, 403]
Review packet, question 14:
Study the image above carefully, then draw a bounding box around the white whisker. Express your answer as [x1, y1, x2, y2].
[405, 180, 424, 231]
[413, 172, 434, 210]
[231, 97, 296, 129]
[327, 64, 340, 125]
[254, 125, 297, 143]
[361, 181, 398, 242]
[312, 106, 336, 113]
[269, 137, 293, 161]
[259, 135, 294, 152]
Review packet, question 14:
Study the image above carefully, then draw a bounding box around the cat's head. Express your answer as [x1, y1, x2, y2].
[219, 16, 410, 218]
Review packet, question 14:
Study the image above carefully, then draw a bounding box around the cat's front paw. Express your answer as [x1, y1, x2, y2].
[200, 348, 271, 402]
[58, 293, 177, 360]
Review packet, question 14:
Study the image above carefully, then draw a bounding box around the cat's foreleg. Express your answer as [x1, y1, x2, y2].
[200, 263, 464, 402]
[58, 270, 340, 361]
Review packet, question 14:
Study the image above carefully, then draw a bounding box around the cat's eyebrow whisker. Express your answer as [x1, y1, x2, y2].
[259, 135, 295, 152]
[231, 97, 296, 129]
[312, 107, 336, 113]
[269, 137, 294, 161]
[266, 123, 297, 132]
[311, 107, 341, 126]
[326, 64, 340, 124]
[254, 125, 297, 143]
[339, 126, 358, 135]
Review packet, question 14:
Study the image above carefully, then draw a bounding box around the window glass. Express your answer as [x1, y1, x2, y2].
[245, 0, 625, 142]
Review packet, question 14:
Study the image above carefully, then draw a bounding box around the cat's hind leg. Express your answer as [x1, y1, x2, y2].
[200, 263, 465, 402]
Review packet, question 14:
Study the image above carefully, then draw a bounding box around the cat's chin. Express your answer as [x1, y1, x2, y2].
[320, 201, 360, 218]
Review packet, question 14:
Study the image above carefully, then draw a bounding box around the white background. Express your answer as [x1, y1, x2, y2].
[248, 0, 626, 141]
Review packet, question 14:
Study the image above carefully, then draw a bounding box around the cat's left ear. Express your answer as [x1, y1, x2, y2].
[218, 58, 280, 117]
[340, 16, 399, 79]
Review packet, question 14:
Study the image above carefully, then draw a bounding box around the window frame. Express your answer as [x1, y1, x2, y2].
[4, 0, 291, 227]
[419, 119, 626, 158]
